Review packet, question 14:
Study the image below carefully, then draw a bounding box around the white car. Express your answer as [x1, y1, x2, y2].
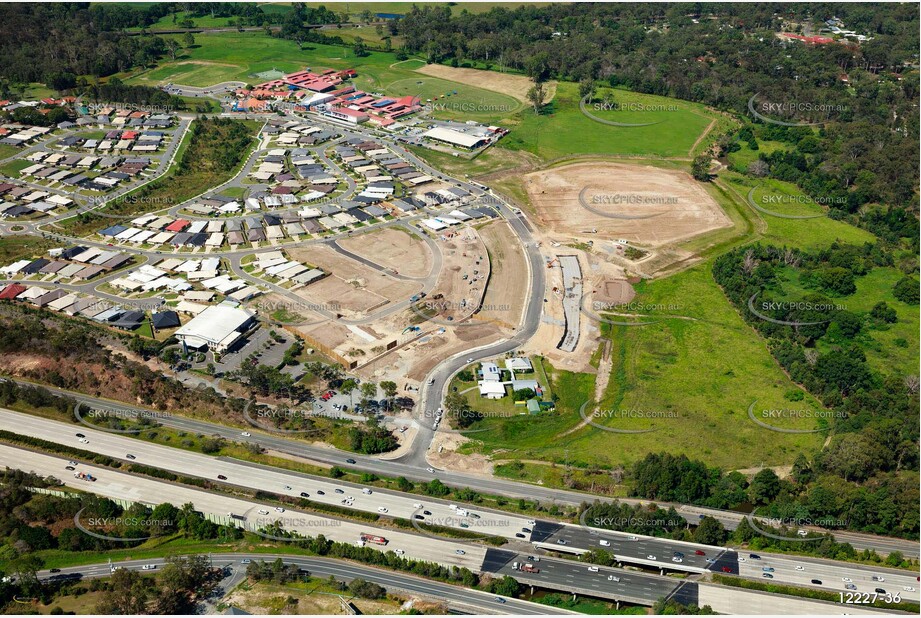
[394, 549, 405, 555]
[647, 555, 657, 561]
[599, 540, 611, 547]
[795, 565, 805, 571]
[672, 557, 683, 563]
[378, 507, 388, 513]
[607, 575, 621, 582]
[587, 566, 599, 572]
[627, 535, 638, 541]
[274, 507, 285, 513]
[141, 564, 156, 570]
[426, 467, 436, 473]
[842, 577, 852, 583]
[258, 510, 269, 515]
[739, 557, 746, 562]
[527, 520, 536, 526]
[68, 461, 79, 466]
[903, 586, 915, 592]
[413, 503, 423, 509]
[284, 485, 292, 491]
[241, 432, 251, 437]
[797, 529, 808, 537]
[455, 549, 465, 555]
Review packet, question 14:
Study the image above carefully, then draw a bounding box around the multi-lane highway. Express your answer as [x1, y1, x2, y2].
[18, 377, 915, 560]
[4, 406, 918, 606]
[38, 554, 573, 615]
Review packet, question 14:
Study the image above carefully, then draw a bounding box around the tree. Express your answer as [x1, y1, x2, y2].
[749, 469, 781, 505]
[380, 380, 398, 401]
[870, 301, 897, 323]
[182, 32, 195, 48]
[352, 37, 368, 57]
[692, 155, 711, 181]
[359, 381, 377, 403]
[166, 39, 180, 61]
[526, 82, 546, 114]
[96, 568, 149, 614]
[748, 159, 770, 177]
[488, 575, 521, 597]
[693, 516, 728, 545]
[578, 78, 595, 100]
[892, 277, 919, 304]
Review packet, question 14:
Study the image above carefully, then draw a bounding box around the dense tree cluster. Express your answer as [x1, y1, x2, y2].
[630, 452, 919, 539]
[0, 4, 170, 85]
[348, 418, 398, 454]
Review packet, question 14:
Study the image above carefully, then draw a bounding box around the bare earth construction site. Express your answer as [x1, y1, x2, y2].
[524, 161, 732, 275]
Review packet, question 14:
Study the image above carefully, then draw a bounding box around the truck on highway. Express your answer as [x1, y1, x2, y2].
[74, 471, 96, 482]
[359, 533, 388, 546]
[228, 513, 246, 521]
[512, 562, 540, 573]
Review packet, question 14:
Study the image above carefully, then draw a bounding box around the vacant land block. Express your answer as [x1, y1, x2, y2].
[524, 161, 732, 247]
[337, 226, 433, 278]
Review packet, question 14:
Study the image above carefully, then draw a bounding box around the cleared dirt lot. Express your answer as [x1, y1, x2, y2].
[415, 64, 557, 106]
[337, 226, 433, 278]
[523, 162, 732, 248]
[477, 219, 528, 329]
[287, 244, 420, 316]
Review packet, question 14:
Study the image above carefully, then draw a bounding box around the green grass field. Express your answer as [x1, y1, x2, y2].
[458, 262, 828, 471]
[500, 82, 721, 160]
[724, 173, 876, 250]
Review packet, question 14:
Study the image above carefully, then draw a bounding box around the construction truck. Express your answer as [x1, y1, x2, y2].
[74, 471, 96, 482]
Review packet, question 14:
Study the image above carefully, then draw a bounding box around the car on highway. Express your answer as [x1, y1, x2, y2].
[705, 558, 715, 564]
[423, 510, 432, 515]
[241, 432, 251, 437]
[762, 573, 774, 579]
[494, 597, 506, 604]
[65, 465, 75, 471]
[599, 540, 611, 547]
[673, 551, 685, 558]
[749, 553, 761, 559]
[49, 568, 61, 573]
[68, 461, 78, 466]
[284, 485, 292, 490]
[903, 586, 915, 592]
[258, 510, 269, 515]
[557, 539, 568, 545]
[626, 535, 638, 541]
[300, 492, 309, 498]
[794, 565, 804, 571]
[515, 532, 526, 538]
[842, 577, 852, 582]
[378, 507, 388, 513]
[394, 549, 404, 555]
[872, 576, 885, 582]
[695, 550, 706, 556]
[845, 583, 857, 590]
[75, 433, 85, 438]
[874, 588, 886, 594]
[217, 475, 227, 480]
[455, 549, 465, 555]
[414, 514, 425, 520]
[647, 555, 657, 561]
[527, 555, 540, 562]
[426, 467, 436, 473]
[316, 490, 325, 495]
[142, 564, 156, 570]
[466, 358, 473, 363]
[587, 566, 599, 572]
[241, 559, 251, 564]
[125, 454, 136, 460]
[672, 557, 683, 563]
[79, 438, 89, 444]
[335, 488, 344, 494]
[345, 458, 357, 464]
[527, 519, 536, 526]
[762, 567, 774, 573]
[607, 575, 621, 582]
[811, 579, 823, 585]
[275, 507, 285, 513]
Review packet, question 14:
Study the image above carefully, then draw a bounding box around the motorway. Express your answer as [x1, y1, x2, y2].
[4, 406, 919, 605]
[16, 377, 915, 560]
[0, 445, 486, 571]
[38, 555, 572, 615]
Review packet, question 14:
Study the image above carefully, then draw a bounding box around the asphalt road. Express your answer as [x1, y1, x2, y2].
[38, 554, 572, 615]
[7, 378, 917, 561]
[5, 406, 918, 602]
